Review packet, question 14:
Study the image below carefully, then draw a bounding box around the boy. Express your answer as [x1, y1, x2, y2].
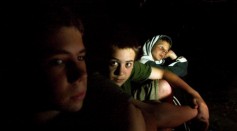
[98, 26, 209, 130]
[2, 4, 151, 131]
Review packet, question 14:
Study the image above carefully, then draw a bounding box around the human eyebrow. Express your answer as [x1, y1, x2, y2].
[110, 57, 120, 61]
[45, 48, 86, 56]
[110, 56, 134, 63]
[45, 49, 83, 60]
[41, 49, 68, 58]
[78, 48, 86, 55]
[48, 50, 69, 55]
[126, 60, 134, 63]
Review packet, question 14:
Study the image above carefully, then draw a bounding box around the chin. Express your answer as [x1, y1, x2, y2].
[115, 82, 123, 87]
[64, 102, 84, 112]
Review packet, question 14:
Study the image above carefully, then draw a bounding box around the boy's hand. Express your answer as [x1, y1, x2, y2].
[192, 98, 209, 131]
[165, 50, 177, 60]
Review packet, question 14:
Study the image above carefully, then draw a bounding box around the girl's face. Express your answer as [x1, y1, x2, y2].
[108, 47, 135, 87]
[151, 40, 171, 61]
[41, 27, 87, 112]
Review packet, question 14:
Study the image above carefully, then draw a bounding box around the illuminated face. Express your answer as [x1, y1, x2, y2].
[108, 47, 135, 87]
[151, 40, 170, 61]
[41, 27, 87, 112]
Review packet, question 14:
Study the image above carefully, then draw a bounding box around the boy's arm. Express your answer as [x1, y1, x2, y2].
[165, 50, 177, 60]
[130, 98, 198, 128]
[149, 67, 209, 130]
[165, 50, 188, 77]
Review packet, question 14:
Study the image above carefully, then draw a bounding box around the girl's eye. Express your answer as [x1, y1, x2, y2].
[109, 61, 118, 67]
[48, 59, 65, 66]
[158, 46, 164, 50]
[77, 56, 86, 61]
[125, 62, 133, 68]
[158, 46, 168, 54]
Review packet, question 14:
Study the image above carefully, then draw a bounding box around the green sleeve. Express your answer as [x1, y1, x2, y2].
[130, 61, 151, 83]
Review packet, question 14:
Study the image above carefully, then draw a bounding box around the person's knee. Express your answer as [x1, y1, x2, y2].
[158, 79, 172, 99]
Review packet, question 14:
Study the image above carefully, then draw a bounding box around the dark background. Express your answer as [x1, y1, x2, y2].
[78, 0, 237, 91]
[2, 0, 237, 130]
[79, 0, 237, 130]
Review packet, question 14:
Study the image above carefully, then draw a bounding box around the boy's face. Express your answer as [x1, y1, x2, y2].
[108, 47, 135, 87]
[40, 27, 87, 112]
[151, 40, 170, 61]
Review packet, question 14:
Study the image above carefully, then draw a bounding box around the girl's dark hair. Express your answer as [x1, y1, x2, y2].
[8, 4, 84, 61]
[159, 35, 173, 48]
[105, 23, 140, 59]
[92, 23, 141, 75]
[27, 5, 84, 47]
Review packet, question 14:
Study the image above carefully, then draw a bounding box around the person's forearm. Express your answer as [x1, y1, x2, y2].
[153, 103, 198, 128]
[127, 103, 157, 131]
[130, 99, 198, 128]
[162, 70, 202, 99]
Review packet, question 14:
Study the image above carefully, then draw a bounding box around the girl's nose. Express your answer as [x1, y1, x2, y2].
[67, 61, 87, 83]
[114, 65, 124, 75]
